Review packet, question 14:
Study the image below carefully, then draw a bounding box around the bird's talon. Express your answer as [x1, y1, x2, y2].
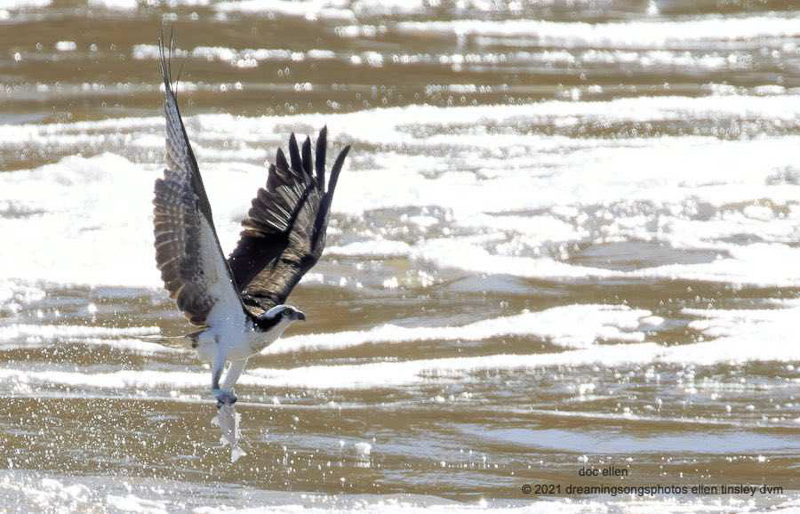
[213, 388, 237, 407]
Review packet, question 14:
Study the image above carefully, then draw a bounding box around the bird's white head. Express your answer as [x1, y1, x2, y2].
[249, 304, 306, 352]
[261, 304, 306, 324]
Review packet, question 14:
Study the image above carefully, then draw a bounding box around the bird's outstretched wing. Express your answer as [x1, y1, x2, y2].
[228, 128, 350, 314]
[152, 37, 246, 327]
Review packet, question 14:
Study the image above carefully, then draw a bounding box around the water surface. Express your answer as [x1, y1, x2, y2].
[1, 0, 800, 511]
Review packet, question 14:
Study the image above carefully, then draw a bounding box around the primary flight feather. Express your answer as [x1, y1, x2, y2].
[152, 37, 350, 406]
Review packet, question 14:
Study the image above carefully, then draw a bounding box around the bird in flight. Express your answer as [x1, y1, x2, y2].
[152, 37, 350, 407]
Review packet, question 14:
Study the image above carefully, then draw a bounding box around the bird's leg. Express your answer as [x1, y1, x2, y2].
[211, 346, 237, 408]
[222, 358, 248, 391]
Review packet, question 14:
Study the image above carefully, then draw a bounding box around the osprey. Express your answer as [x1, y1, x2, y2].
[152, 39, 350, 407]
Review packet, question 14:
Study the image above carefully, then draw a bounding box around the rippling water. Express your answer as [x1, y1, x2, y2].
[2, 0, 800, 512]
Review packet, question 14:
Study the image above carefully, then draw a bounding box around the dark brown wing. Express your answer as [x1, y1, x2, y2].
[227, 128, 350, 313]
[152, 36, 247, 327]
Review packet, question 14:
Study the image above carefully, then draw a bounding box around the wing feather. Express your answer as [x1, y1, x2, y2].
[227, 129, 350, 313]
[288, 133, 302, 173]
[152, 35, 246, 328]
[315, 126, 327, 192]
[301, 136, 313, 176]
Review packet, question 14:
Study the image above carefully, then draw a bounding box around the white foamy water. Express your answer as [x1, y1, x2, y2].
[132, 44, 337, 68]
[0, 338, 786, 393]
[0, 280, 45, 314]
[214, 0, 356, 21]
[2, 96, 799, 290]
[130, 43, 754, 75]
[0, 323, 174, 353]
[3, 470, 793, 514]
[2, 301, 797, 394]
[269, 304, 651, 354]
[0, 153, 162, 288]
[0, 0, 50, 8]
[674, 300, 800, 365]
[394, 16, 800, 49]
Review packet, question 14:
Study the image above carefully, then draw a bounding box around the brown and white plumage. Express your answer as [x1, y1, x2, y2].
[151, 36, 350, 405]
[153, 48, 246, 330]
[228, 129, 350, 315]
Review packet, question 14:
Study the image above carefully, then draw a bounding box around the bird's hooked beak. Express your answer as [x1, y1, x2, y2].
[295, 311, 306, 321]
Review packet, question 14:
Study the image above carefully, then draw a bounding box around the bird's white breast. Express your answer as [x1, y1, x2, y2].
[195, 316, 294, 361]
[247, 317, 294, 354]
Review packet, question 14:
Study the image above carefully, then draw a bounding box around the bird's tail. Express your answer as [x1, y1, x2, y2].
[140, 332, 199, 350]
